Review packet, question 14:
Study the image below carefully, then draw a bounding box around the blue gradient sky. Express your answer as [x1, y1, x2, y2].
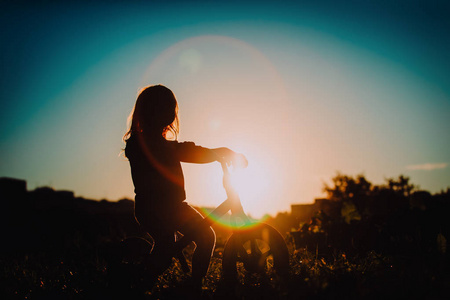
[1, 1, 449, 217]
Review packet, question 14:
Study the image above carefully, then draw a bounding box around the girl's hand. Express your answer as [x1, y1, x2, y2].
[231, 152, 248, 169]
[222, 152, 247, 169]
[212, 148, 248, 168]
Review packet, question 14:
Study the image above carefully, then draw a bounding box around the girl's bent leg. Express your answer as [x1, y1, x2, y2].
[190, 224, 216, 282]
[177, 203, 216, 283]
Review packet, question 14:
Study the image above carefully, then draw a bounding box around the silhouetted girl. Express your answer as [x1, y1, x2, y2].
[124, 85, 244, 287]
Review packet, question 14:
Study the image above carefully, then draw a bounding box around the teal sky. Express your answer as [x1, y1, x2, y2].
[1, 1, 449, 217]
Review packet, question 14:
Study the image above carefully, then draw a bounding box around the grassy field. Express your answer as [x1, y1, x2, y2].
[2, 236, 449, 300]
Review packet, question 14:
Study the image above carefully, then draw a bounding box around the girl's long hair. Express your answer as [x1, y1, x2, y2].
[123, 85, 179, 143]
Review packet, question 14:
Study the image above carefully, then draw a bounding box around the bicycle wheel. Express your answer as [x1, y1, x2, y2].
[222, 223, 289, 281]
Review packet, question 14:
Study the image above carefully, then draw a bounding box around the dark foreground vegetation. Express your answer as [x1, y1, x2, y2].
[1, 175, 449, 299]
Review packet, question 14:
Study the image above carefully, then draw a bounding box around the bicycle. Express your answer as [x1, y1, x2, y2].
[106, 158, 290, 292]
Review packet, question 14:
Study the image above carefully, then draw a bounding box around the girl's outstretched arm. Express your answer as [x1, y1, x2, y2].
[177, 142, 246, 166]
[211, 147, 236, 163]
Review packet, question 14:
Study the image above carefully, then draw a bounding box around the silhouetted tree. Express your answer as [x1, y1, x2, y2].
[384, 175, 416, 197]
[323, 173, 373, 220]
[323, 173, 373, 202]
[301, 172, 449, 256]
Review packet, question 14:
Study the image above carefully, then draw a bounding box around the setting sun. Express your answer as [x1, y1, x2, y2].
[227, 161, 272, 218]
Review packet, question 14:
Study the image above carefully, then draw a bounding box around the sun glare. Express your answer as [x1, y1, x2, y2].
[228, 158, 272, 218]
[197, 154, 273, 228]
